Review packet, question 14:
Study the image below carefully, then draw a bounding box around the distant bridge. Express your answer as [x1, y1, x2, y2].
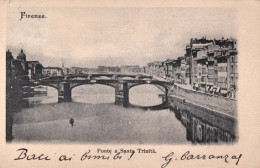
[29, 73, 172, 106]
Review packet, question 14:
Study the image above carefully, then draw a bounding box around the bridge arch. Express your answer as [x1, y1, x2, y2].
[128, 83, 168, 107]
[128, 83, 168, 92]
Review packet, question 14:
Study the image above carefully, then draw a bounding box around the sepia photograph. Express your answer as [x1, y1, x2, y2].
[1, 0, 260, 167]
[6, 7, 238, 144]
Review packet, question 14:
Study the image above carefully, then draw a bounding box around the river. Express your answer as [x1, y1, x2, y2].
[12, 84, 190, 144]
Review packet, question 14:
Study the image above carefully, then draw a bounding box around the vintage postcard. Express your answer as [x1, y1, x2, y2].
[0, 0, 259, 167]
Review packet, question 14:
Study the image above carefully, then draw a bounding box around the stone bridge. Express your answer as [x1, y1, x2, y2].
[30, 73, 172, 107]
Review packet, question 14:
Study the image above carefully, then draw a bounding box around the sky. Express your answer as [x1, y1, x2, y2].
[7, 7, 237, 68]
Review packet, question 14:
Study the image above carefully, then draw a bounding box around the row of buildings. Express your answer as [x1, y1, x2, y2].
[145, 37, 238, 98]
[6, 49, 28, 141]
[6, 49, 64, 80]
[96, 65, 141, 74]
[6, 49, 143, 79]
[62, 65, 141, 75]
[6, 49, 29, 85]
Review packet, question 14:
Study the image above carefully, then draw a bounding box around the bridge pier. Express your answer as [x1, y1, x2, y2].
[165, 88, 169, 102]
[115, 82, 129, 107]
[58, 82, 72, 103]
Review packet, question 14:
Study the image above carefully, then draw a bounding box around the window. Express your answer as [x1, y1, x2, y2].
[208, 69, 214, 75]
[201, 76, 206, 82]
[231, 65, 234, 73]
[202, 68, 207, 74]
[218, 65, 227, 72]
[208, 78, 214, 83]
[218, 76, 227, 83]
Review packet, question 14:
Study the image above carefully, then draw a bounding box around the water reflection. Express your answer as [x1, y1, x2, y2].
[169, 98, 236, 144]
[129, 95, 168, 111]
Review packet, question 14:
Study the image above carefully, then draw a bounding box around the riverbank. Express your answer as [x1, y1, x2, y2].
[169, 84, 237, 118]
[149, 75, 237, 118]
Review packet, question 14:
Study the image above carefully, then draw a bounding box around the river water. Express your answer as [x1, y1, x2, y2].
[13, 85, 190, 144]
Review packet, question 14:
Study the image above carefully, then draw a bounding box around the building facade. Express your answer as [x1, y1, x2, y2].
[27, 61, 43, 79]
[42, 67, 64, 77]
[6, 49, 30, 141]
[144, 37, 238, 98]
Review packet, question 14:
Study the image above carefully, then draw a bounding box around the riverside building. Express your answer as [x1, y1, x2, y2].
[145, 37, 238, 98]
